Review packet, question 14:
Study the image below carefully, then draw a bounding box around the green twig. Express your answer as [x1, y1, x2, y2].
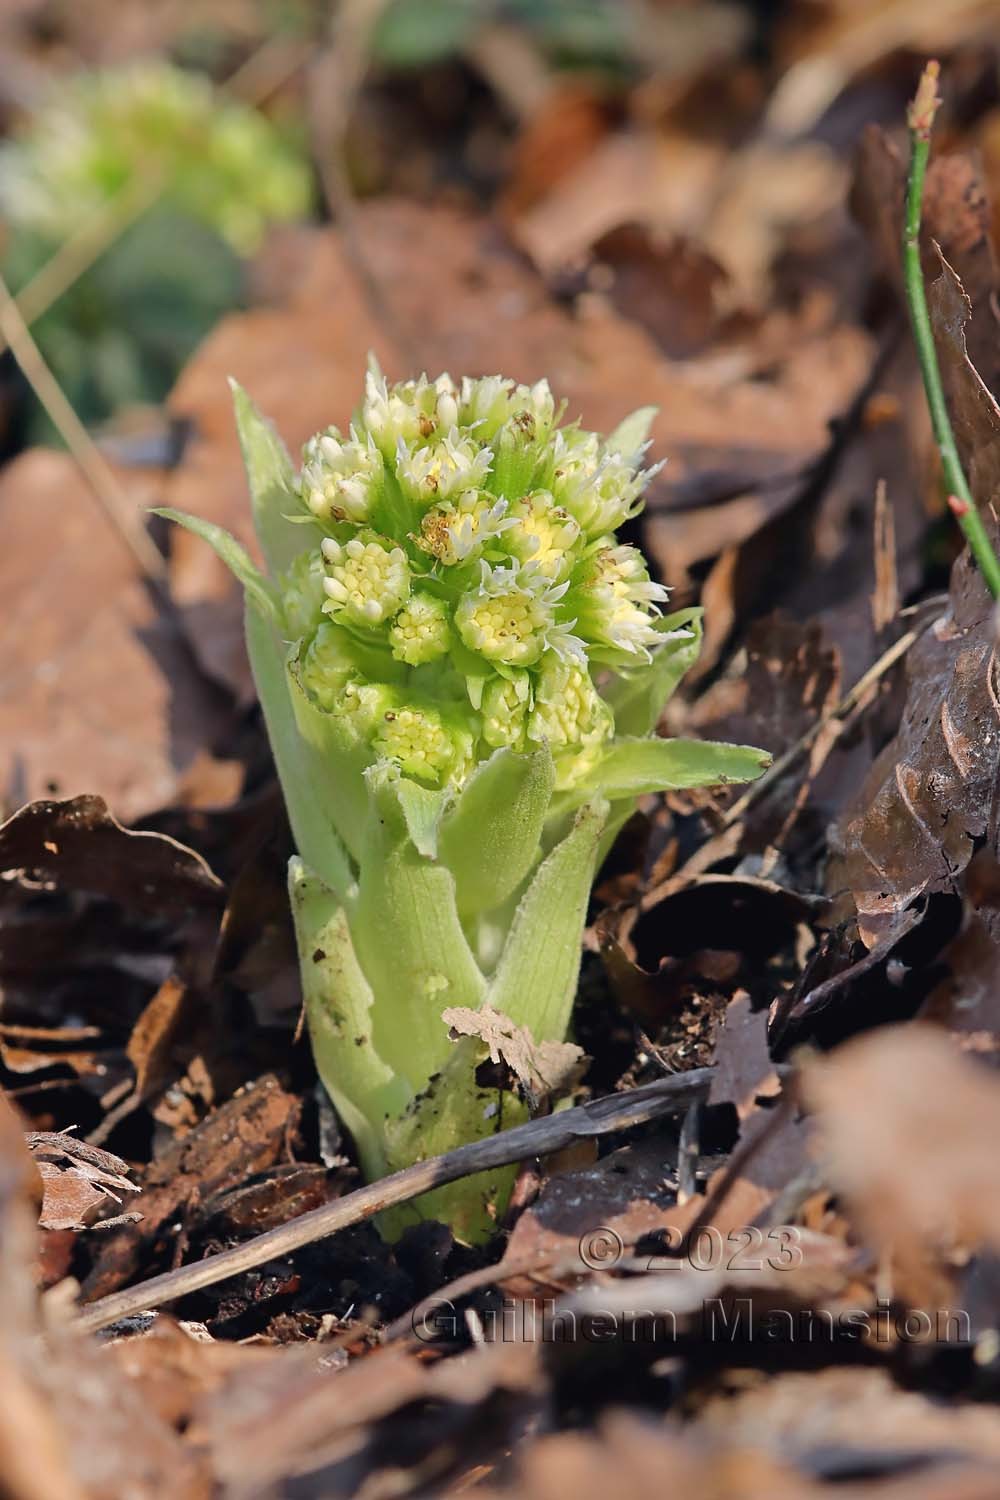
[903, 58, 1000, 599]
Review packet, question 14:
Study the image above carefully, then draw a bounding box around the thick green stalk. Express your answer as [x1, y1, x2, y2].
[903, 59, 1000, 599]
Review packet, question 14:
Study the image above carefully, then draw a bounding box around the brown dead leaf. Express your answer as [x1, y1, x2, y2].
[0, 1093, 204, 1499]
[695, 1367, 1000, 1479]
[801, 1024, 1000, 1302]
[27, 1132, 136, 1232]
[853, 132, 1000, 390]
[203, 1336, 540, 1497]
[500, 81, 619, 221]
[0, 449, 239, 820]
[443, 1005, 585, 1108]
[0, 795, 224, 918]
[474, 1412, 813, 1500]
[830, 546, 999, 947]
[928, 247, 1000, 509]
[83, 1073, 301, 1300]
[558, 224, 731, 359]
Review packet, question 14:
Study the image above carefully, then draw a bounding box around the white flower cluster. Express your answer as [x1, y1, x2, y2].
[288, 367, 671, 789]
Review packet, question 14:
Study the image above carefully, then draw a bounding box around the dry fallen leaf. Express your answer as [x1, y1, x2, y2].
[0, 450, 239, 820]
[801, 1024, 1000, 1301]
[830, 546, 999, 946]
[26, 1132, 137, 1232]
[0, 795, 224, 918]
[443, 1004, 585, 1107]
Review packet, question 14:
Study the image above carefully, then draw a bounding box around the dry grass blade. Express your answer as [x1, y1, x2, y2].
[0, 269, 166, 584]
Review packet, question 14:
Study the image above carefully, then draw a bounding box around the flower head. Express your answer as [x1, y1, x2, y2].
[568, 541, 669, 661]
[284, 368, 671, 790]
[321, 536, 410, 627]
[504, 490, 580, 577]
[528, 657, 613, 789]
[456, 562, 569, 667]
[550, 429, 656, 537]
[301, 428, 383, 523]
[396, 429, 493, 503]
[389, 592, 451, 665]
[374, 703, 474, 785]
[416, 490, 514, 566]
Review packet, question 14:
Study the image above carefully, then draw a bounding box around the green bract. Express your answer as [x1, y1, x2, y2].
[160, 366, 770, 1240]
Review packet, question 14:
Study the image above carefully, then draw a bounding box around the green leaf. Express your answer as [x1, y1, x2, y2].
[154, 507, 280, 624]
[350, 767, 485, 1092]
[605, 404, 657, 458]
[438, 746, 555, 920]
[230, 380, 316, 577]
[578, 736, 772, 802]
[289, 859, 410, 1182]
[395, 777, 447, 859]
[372, 0, 481, 68]
[488, 798, 608, 1044]
[246, 608, 355, 897]
[602, 608, 703, 738]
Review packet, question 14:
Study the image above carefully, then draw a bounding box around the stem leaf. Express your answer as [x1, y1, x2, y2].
[438, 745, 555, 919]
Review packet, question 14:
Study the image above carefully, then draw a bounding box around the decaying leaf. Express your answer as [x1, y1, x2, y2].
[801, 1024, 1000, 1302]
[0, 449, 240, 820]
[443, 1004, 585, 1108]
[830, 547, 999, 946]
[0, 795, 224, 917]
[927, 248, 1000, 509]
[26, 1131, 137, 1232]
[83, 1073, 301, 1300]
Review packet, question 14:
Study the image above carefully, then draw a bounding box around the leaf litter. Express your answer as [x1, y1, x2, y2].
[7, 6, 1000, 1497]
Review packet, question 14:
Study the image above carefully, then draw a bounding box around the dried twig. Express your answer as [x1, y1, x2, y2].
[74, 1069, 712, 1333]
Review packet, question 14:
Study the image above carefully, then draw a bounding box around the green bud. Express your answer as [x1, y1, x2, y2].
[481, 670, 531, 750]
[300, 428, 384, 523]
[374, 702, 474, 786]
[280, 549, 327, 641]
[389, 592, 451, 665]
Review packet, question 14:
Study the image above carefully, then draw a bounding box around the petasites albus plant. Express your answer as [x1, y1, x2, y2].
[160, 365, 769, 1239]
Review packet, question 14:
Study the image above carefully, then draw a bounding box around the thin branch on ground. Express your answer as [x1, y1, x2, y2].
[0, 268, 167, 584]
[73, 1069, 712, 1333]
[903, 58, 1000, 599]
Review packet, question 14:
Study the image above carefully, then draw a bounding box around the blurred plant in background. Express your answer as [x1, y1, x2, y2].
[0, 61, 313, 442]
[372, 0, 633, 71]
